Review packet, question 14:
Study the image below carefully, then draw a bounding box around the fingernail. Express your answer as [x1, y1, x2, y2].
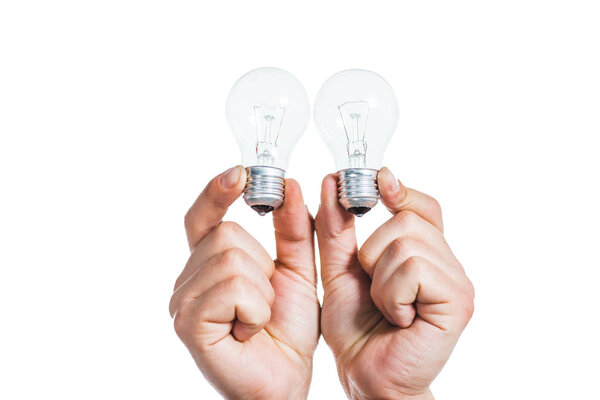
[220, 166, 242, 188]
[380, 167, 399, 193]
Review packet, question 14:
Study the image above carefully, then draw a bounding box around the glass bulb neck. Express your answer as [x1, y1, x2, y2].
[347, 141, 367, 168]
[256, 142, 277, 166]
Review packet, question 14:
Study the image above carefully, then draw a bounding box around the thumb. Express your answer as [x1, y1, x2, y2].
[378, 167, 444, 232]
[314, 174, 360, 288]
[185, 165, 247, 250]
[272, 179, 316, 284]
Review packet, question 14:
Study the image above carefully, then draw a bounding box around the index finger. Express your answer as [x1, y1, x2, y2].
[377, 167, 444, 232]
[184, 165, 247, 250]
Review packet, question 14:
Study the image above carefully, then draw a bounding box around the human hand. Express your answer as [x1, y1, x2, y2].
[315, 167, 474, 400]
[169, 166, 320, 399]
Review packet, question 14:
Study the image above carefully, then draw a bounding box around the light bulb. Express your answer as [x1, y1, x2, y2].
[314, 69, 399, 216]
[226, 67, 310, 215]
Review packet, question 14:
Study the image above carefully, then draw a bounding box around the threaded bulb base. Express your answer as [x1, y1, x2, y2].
[244, 166, 285, 216]
[337, 168, 379, 217]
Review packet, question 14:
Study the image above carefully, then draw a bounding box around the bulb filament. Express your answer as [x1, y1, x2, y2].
[338, 100, 369, 168]
[254, 103, 285, 166]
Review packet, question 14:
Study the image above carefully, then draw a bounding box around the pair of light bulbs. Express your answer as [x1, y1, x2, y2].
[225, 68, 399, 217]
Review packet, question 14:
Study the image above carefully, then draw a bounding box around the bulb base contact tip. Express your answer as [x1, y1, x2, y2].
[337, 168, 379, 217]
[244, 166, 285, 216]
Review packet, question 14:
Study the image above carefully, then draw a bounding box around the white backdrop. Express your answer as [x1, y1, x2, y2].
[1, 1, 599, 399]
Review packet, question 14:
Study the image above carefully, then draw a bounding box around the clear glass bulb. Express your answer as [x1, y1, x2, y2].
[226, 67, 310, 215]
[314, 69, 399, 216]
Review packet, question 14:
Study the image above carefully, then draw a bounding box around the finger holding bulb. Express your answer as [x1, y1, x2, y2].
[171, 166, 320, 400]
[316, 162, 474, 399]
[361, 168, 473, 330]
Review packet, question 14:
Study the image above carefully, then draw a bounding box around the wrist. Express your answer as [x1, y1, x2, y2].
[335, 355, 434, 400]
[341, 373, 433, 400]
[348, 389, 433, 400]
[399, 389, 434, 400]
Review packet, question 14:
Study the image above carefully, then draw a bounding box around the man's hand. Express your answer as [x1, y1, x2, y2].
[315, 167, 474, 400]
[169, 166, 320, 400]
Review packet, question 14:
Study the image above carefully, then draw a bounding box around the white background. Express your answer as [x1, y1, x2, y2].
[1, 1, 599, 399]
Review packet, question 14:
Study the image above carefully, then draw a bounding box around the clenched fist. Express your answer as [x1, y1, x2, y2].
[315, 167, 474, 400]
[170, 165, 473, 399]
[169, 166, 320, 400]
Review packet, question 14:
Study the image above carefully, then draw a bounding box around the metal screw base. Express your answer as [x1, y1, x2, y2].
[244, 166, 285, 216]
[337, 168, 379, 217]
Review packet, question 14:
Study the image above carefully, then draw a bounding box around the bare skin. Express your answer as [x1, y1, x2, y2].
[170, 165, 473, 399]
[169, 166, 320, 400]
[315, 167, 475, 400]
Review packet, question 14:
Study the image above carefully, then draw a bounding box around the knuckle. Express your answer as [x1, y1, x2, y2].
[380, 277, 401, 310]
[257, 301, 272, 323]
[213, 221, 242, 241]
[357, 246, 373, 269]
[168, 297, 177, 318]
[183, 208, 194, 231]
[369, 280, 381, 302]
[461, 278, 476, 320]
[429, 196, 442, 214]
[401, 255, 424, 276]
[388, 298, 409, 316]
[393, 210, 419, 230]
[388, 237, 414, 258]
[224, 275, 250, 293]
[465, 276, 476, 298]
[219, 247, 248, 266]
[379, 276, 401, 311]
[265, 282, 276, 305]
[466, 297, 475, 320]
[172, 302, 193, 339]
[461, 292, 475, 321]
